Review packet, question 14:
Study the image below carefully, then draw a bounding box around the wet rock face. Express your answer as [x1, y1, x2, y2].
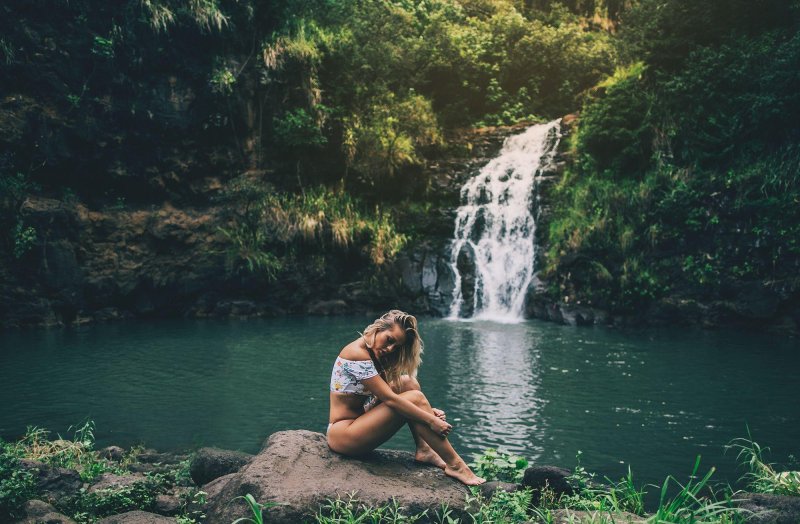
[394, 243, 459, 317]
[189, 447, 253, 486]
[735, 492, 800, 524]
[455, 242, 477, 317]
[203, 430, 471, 524]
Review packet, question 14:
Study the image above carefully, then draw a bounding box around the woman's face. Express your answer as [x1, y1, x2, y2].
[373, 323, 406, 358]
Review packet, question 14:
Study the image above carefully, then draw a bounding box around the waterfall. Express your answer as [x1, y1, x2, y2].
[448, 119, 562, 322]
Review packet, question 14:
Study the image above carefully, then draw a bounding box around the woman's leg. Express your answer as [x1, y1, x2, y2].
[395, 376, 446, 469]
[327, 390, 484, 485]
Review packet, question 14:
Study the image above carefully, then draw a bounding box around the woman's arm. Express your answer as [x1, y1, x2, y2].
[362, 375, 452, 436]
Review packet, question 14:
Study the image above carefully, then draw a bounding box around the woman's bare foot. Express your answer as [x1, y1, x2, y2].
[444, 460, 486, 486]
[415, 448, 447, 469]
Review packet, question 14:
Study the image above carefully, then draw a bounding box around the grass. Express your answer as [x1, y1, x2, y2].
[217, 181, 407, 281]
[1, 421, 204, 524]
[726, 432, 800, 497]
[3, 426, 795, 524]
[316, 493, 427, 523]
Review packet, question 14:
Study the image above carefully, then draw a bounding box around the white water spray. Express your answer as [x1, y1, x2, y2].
[448, 120, 561, 322]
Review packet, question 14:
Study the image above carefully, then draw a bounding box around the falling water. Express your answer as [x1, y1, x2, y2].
[448, 120, 562, 322]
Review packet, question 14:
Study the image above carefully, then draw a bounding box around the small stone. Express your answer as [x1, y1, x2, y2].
[154, 494, 181, 516]
[98, 446, 126, 461]
[478, 481, 519, 499]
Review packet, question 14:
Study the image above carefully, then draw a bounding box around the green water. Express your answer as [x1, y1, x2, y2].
[1, 316, 798, 489]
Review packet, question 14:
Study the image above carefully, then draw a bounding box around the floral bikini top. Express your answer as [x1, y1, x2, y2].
[330, 356, 379, 395]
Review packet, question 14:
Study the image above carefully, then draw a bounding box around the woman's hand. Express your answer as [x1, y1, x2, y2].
[432, 408, 446, 420]
[429, 416, 452, 438]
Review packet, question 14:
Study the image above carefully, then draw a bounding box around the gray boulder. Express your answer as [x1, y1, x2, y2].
[478, 481, 519, 499]
[96, 510, 174, 523]
[88, 473, 147, 493]
[189, 447, 253, 486]
[736, 492, 800, 524]
[15, 499, 77, 524]
[154, 494, 181, 516]
[98, 446, 126, 461]
[521, 465, 575, 503]
[18, 459, 83, 503]
[201, 472, 238, 500]
[204, 430, 471, 523]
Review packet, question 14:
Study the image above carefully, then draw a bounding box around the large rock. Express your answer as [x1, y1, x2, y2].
[521, 465, 575, 504]
[15, 499, 77, 524]
[19, 459, 83, 504]
[189, 447, 253, 486]
[736, 492, 800, 524]
[204, 430, 471, 523]
[88, 473, 147, 493]
[96, 510, 174, 523]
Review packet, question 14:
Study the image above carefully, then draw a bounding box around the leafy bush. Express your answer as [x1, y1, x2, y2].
[58, 474, 168, 523]
[574, 62, 653, 177]
[470, 448, 528, 483]
[0, 448, 38, 521]
[216, 179, 407, 282]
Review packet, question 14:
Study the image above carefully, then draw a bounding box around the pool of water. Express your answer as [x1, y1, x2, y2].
[1, 316, 797, 491]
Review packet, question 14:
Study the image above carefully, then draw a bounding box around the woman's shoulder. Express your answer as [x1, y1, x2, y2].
[339, 339, 371, 361]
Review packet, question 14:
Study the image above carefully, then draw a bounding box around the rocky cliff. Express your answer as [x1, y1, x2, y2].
[0, 123, 528, 329]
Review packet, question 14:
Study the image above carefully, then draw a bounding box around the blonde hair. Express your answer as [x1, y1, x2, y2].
[360, 309, 423, 385]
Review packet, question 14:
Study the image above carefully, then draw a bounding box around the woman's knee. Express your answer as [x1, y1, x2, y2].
[400, 389, 429, 407]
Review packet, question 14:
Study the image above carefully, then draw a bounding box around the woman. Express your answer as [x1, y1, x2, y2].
[327, 309, 485, 486]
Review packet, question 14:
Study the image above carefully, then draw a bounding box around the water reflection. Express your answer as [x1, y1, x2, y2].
[1, 316, 798, 490]
[437, 320, 546, 459]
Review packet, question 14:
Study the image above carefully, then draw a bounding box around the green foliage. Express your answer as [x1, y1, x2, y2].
[464, 488, 533, 523]
[0, 172, 41, 259]
[176, 489, 207, 524]
[231, 493, 283, 524]
[561, 463, 646, 516]
[727, 433, 800, 497]
[12, 221, 37, 259]
[470, 448, 528, 483]
[0, 446, 38, 521]
[273, 107, 328, 149]
[1, 421, 206, 523]
[575, 62, 652, 176]
[316, 493, 427, 523]
[6, 422, 97, 476]
[0, 37, 14, 64]
[648, 456, 744, 523]
[342, 92, 442, 183]
[59, 473, 168, 523]
[210, 67, 237, 95]
[139, 0, 229, 33]
[216, 178, 406, 282]
[544, 0, 800, 314]
[91, 35, 114, 59]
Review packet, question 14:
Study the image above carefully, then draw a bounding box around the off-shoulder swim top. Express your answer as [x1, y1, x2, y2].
[330, 356, 379, 396]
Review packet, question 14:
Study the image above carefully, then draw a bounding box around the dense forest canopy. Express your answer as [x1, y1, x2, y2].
[1, 0, 799, 323]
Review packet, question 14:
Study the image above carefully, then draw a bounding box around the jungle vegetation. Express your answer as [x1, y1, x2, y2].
[1, 0, 798, 316]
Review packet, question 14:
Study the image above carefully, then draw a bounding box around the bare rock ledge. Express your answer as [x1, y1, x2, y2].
[204, 430, 471, 523]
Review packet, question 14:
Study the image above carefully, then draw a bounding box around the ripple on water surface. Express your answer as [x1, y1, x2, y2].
[1, 316, 798, 490]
